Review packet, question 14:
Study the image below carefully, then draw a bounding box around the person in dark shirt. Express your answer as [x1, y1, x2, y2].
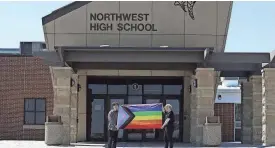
[107, 102, 119, 148]
[161, 104, 175, 148]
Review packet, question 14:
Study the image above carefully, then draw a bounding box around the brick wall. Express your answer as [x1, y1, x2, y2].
[0, 56, 53, 140]
[214, 103, 235, 142]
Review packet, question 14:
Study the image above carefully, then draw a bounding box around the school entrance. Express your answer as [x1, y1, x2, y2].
[86, 76, 184, 142]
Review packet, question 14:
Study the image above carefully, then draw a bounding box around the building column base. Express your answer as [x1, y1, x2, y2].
[190, 68, 216, 146]
[50, 66, 78, 145]
[262, 68, 275, 146]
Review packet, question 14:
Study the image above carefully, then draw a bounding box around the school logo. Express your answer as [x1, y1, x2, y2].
[174, 1, 197, 20]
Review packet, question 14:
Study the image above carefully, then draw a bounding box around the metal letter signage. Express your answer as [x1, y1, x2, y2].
[174, 1, 196, 20]
[89, 13, 158, 32]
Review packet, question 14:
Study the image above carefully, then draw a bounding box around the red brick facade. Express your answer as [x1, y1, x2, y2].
[0, 56, 236, 141]
[214, 103, 235, 142]
[0, 56, 53, 140]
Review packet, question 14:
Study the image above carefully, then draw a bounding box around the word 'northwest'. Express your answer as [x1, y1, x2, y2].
[90, 13, 158, 32]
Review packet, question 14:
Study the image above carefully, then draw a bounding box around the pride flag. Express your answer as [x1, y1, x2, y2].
[117, 103, 163, 129]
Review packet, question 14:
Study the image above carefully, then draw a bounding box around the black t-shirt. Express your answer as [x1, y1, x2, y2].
[164, 111, 175, 129]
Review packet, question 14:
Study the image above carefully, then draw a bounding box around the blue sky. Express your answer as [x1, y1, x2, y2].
[0, 1, 275, 52]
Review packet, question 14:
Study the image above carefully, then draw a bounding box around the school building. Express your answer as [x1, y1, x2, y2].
[1, 1, 275, 146]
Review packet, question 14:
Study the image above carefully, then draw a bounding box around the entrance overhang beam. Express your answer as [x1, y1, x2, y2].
[35, 47, 271, 77]
[63, 49, 206, 63]
[207, 52, 270, 64]
[60, 47, 270, 64]
[69, 62, 197, 71]
[220, 71, 250, 77]
[207, 63, 262, 71]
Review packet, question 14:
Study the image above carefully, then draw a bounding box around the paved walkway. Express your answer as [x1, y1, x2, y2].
[0, 140, 267, 148]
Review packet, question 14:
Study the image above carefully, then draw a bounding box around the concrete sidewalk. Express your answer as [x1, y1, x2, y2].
[0, 140, 266, 148]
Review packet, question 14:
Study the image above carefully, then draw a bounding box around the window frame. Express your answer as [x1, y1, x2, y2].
[24, 98, 46, 125]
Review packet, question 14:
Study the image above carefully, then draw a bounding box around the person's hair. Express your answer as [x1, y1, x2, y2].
[164, 104, 172, 110]
[112, 102, 119, 107]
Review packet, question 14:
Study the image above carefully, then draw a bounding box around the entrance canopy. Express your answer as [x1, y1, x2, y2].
[35, 46, 274, 77]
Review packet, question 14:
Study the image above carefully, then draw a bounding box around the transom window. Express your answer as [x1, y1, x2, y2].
[24, 98, 46, 125]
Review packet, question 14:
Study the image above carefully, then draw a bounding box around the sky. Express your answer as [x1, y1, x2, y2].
[0, 1, 275, 52]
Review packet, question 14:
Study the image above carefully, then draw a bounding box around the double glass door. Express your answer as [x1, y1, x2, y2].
[88, 77, 183, 142]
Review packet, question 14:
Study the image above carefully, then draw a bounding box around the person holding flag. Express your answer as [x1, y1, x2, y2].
[161, 104, 175, 148]
[107, 102, 119, 148]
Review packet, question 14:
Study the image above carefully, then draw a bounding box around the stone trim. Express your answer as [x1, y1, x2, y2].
[23, 125, 45, 130]
[77, 69, 188, 76]
[196, 68, 215, 71]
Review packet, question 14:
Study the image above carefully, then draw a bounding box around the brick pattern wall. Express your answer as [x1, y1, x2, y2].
[0, 56, 53, 140]
[214, 103, 235, 142]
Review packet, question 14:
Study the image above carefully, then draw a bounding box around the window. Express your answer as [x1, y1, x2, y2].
[235, 104, 241, 122]
[108, 85, 127, 94]
[235, 104, 241, 129]
[88, 84, 107, 94]
[144, 84, 162, 94]
[163, 85, 182, 95]
[24, 98, 46, 125]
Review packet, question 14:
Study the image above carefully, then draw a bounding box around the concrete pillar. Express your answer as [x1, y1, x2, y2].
[241, 75, 262, 144]
[190, 68, 216, 145]
[262, 68, 275, 146]
[70, 74, 78, 143]
[77, 75, 87, 142]
[241, 80, 253, 144]
[251, 76, 262, 144]
[190, 75, 197, 144]
[183, 75, 191, 143]
[50, 67, 75, 145]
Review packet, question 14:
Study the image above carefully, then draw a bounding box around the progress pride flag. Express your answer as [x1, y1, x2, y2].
[117, 103, 163, 129]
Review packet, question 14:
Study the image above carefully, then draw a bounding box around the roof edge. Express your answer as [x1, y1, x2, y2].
[42, 1, 91, 25]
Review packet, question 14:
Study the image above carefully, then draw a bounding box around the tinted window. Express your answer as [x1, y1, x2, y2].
[36, 99, 45, 111]
[144, 85, 162, 94]
[24, 98, 46, 125]
[89, 84, 107, 94]
[35, 112, 45, 124]
[25, 99, 35, 111]
[25, 112, 35, 124]
[108, 85, 127, 94]
[163, 85, 182, 95]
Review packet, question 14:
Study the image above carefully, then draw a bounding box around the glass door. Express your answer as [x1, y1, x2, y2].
[91, 98, 105, 140]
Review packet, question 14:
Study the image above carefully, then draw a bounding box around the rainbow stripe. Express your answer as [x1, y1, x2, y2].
[124, 103, 163, 129]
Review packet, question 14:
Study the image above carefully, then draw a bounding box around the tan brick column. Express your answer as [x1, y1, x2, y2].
[190, 75, 197, 144]
[241, 75, 262, 144]
[183, 75, 191, 142]
[241, 80, 253, 144]
[262, 68, 275, 146]
[77, 75, 87, 142]
[190, 68, 216, 145]
[250, 76, 262, 144]
[50, 67, 74, 145]
[70, 74, 78, 143]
